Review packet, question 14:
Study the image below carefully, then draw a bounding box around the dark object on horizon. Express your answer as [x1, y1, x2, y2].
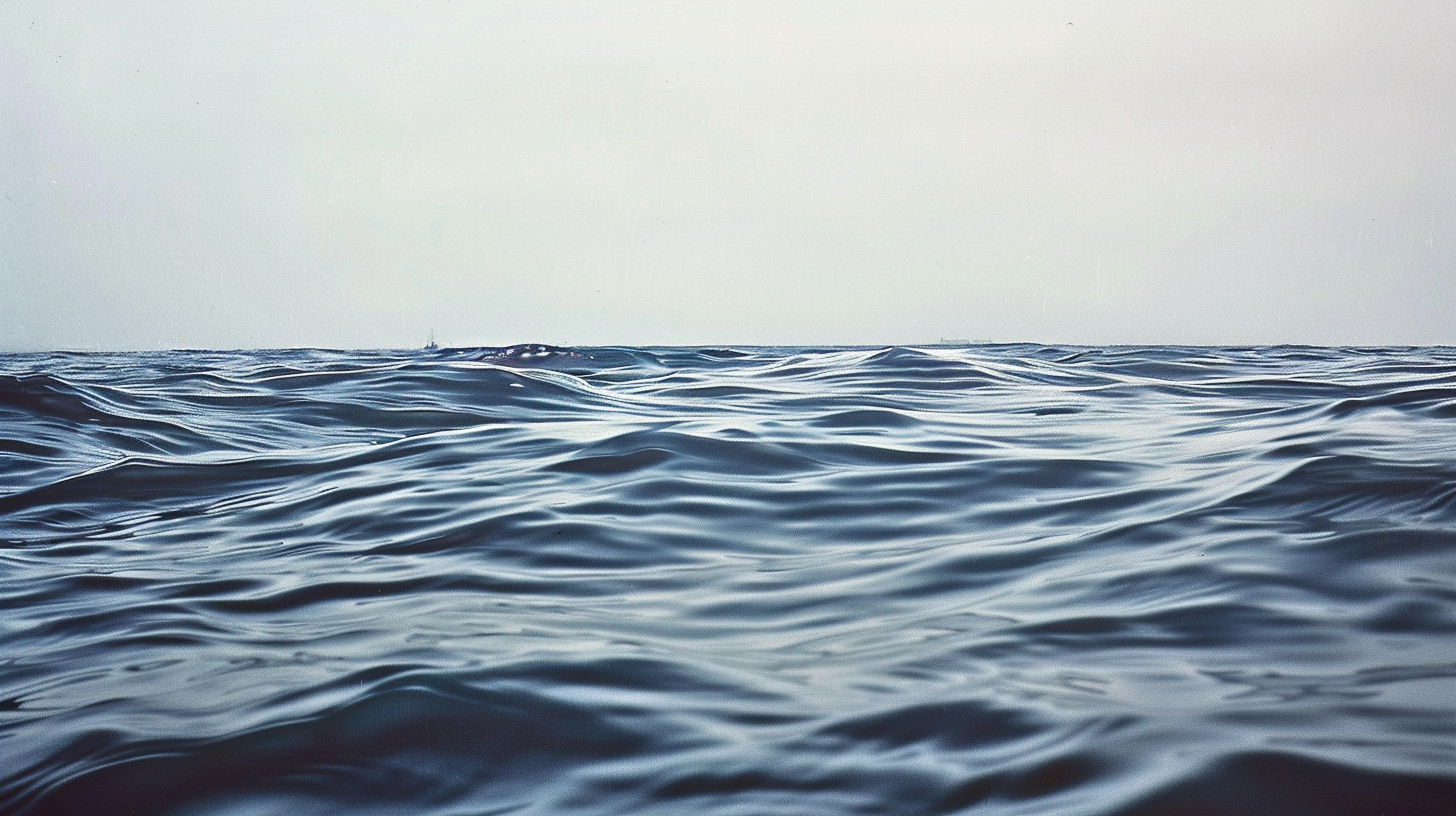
[497, 343, 565, 361]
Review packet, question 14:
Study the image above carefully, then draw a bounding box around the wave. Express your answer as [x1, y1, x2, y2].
[2, 345, 1454, 814]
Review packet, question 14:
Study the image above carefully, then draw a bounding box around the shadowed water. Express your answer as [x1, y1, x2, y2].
[2, 344, 1454, 815]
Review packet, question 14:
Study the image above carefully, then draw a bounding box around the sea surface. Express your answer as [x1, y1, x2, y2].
[2, 344, 1454, 816]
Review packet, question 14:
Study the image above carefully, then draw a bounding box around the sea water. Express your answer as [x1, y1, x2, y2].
[2, 344, 1454, 815]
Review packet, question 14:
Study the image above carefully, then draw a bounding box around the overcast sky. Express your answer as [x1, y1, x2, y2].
[2, 2, 1453, 350]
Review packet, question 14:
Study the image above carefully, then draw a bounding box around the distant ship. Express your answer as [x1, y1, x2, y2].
[423, 330, 439, 351]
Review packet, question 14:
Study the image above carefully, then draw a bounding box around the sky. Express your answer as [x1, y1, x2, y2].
[2, 1, 1453, 350]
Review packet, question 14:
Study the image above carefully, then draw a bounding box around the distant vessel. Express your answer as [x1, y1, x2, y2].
[424, 330, 439, 351]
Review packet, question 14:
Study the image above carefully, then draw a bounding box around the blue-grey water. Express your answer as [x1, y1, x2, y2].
[2, 344, 1454, 816]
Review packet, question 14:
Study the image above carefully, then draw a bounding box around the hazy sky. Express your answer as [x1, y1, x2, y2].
[3, 2, 1453, 349]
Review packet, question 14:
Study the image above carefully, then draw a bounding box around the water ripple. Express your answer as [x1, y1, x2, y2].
[2, 345, 1454, 815]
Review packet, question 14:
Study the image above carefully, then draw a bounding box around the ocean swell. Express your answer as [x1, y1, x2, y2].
[2, 344, 1454, 815]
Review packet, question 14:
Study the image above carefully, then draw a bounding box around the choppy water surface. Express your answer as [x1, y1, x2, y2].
[2, 344, 1454, 815]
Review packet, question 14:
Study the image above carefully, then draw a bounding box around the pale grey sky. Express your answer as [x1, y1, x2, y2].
[2, 1, 1453, 350]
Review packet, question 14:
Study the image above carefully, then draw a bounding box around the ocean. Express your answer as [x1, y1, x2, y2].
[2, 344, 1454, 815]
